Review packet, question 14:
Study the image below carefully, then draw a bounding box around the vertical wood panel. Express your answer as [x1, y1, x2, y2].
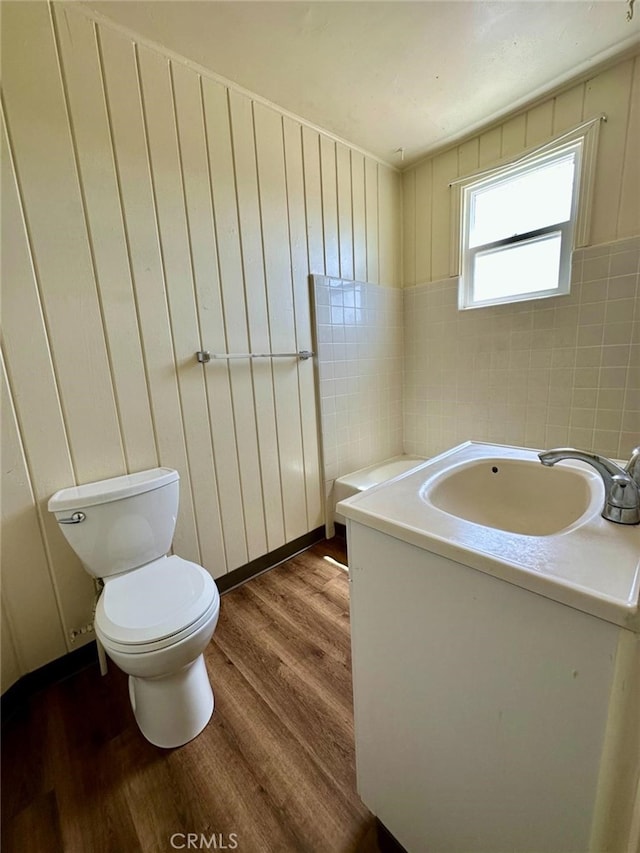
[53, 6, 157, 474]
[365, 158, 379, 284]
[525, 101, 554, 147]
[202, 75, 265, 567]
[171, 64, 244, 575]
[389, 164, 402, 288]
[137, 45, 231, 572]
[283, 117, 323, 528]
[320, 136, 340, 279]
[552, 85, 585, 135]
[402, 168, 416, 286]
[254, 102, 308, 541]
[457, 138, 479, 176]
[478, 127, 501, 168]
[584, 60, 634, 244]
[302, 126, 325, 276]
[351, 150, 367, 282]
[1, 118, 93, 646]
[583, 59, 635, 245]
[413, 164, 432, 285]
[453, 139, 480, 281]
[430, 149, 458, 281]
[229, 89, 285, 552]
[1, 357, 67, 670]
[97, 24, 200, 563]
[501, 114, 527, 158]
[378, 165, 396, 287]
[336, 142, 354, 280]
[618, 57, 640, 238]
[2, 2, 125, 482]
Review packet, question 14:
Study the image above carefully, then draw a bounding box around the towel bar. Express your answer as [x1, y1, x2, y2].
[196, 350, 313, 363]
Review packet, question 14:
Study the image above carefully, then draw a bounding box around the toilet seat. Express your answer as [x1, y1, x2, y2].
[97, 595, 220, 655]
[96, 556, 218, 652]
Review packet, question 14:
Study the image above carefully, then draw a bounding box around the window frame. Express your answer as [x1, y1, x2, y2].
[450, 116, 603, 311]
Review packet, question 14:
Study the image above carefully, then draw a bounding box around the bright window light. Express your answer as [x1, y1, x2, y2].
[459, 139, 583, 309]
[469, 156, 575, 248]
[473, 233, 562, 303]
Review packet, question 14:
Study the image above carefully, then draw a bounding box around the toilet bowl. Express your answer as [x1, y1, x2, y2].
[48, 468, 220, 748]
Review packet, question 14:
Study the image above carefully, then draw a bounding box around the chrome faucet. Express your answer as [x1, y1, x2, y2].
[538, 446, 640, 525]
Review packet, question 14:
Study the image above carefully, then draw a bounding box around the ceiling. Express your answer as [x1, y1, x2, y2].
[84, 1, 640, 167]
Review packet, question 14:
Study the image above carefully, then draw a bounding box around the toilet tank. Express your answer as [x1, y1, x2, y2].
[48, 468, 180, 579]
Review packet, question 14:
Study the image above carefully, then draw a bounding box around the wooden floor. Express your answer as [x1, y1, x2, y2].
[2, 537, 381, 853]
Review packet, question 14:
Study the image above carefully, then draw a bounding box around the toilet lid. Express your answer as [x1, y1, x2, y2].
[96, 556, 218, 645]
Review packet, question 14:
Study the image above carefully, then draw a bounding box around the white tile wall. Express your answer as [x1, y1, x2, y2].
[404, 236, 640, 461]
[312, 276, 403, 518]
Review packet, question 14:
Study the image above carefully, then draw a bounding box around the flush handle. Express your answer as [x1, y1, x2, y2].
[57, 511, 86, 524]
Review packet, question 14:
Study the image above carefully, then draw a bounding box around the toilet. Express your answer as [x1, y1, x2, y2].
[48, 467, 220, 749]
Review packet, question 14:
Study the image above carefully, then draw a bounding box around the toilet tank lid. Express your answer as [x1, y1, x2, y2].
[48, 467, 179, 513]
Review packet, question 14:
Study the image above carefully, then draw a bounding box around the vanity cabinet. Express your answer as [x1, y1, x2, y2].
[347, 521, 640, 853]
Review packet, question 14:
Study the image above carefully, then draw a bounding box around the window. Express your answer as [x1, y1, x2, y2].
[455, 119, 602, 310]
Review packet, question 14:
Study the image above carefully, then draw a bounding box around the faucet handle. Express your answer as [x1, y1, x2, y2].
[609, 474, 635, 507]
[625, 446, 640, 486]
[608, 472, 640, 524]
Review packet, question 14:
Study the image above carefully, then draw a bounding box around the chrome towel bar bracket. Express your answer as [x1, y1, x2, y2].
[196, 350, 313, 363]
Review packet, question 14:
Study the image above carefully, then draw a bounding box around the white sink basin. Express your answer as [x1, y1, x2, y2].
[337, 441, 640, 630]
[425, 457, 593, 536]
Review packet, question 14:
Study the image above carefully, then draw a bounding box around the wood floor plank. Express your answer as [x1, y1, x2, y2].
[285, 550, 351, 611]
[164, 707, 303, 852]
[215, 590, 357, 791]
[251, 558, 351, 656]
[3, 791, 64, 853]
[205, 641, 370, 850]
[222, 581, 353, 715]
[1, 697, 49, 821]
[2, 536, 379, 853]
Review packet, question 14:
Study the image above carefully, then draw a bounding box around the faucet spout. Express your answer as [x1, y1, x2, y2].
[539, 448, 625, 480]
[538, 447, 640, 525]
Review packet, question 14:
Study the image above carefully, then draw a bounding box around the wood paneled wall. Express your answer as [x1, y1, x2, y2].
[403, 53, 640, 286]
[0, 0, 401, 688]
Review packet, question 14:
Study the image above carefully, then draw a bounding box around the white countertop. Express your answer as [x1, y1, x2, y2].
[338, 442, 640, 631]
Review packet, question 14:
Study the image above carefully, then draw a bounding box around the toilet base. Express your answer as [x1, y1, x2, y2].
[128, 654, 214, 748]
